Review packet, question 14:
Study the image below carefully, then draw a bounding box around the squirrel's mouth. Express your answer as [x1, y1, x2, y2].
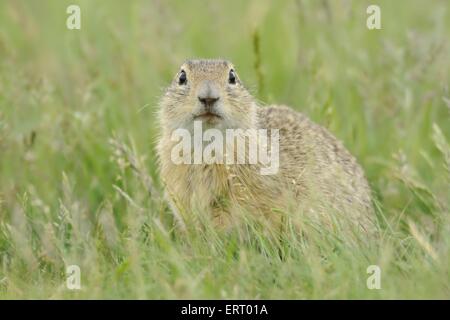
[193, 112, 222, 121]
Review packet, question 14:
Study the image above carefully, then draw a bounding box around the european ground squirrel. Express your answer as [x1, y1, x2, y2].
[157, 59, 375, 233]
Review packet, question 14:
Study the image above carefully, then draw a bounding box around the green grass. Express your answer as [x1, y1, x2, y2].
[0, 0, 449, 299]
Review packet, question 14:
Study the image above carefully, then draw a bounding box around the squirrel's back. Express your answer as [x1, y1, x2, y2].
[258, 105, 374, 231]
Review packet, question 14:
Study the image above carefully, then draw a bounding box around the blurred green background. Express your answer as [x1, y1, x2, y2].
[0, 0, 449, 299]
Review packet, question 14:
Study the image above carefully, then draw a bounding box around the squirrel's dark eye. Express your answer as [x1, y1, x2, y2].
[178, 70, 187, 85]
[228, 69, 236, 84]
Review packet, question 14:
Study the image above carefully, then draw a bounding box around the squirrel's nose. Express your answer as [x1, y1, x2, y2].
[198, 96, 220, 108]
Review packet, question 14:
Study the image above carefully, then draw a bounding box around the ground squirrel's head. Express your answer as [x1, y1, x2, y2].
[159, 59, 257, 133]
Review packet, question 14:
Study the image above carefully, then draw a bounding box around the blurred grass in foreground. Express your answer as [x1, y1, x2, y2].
[0, 0, 449, 298]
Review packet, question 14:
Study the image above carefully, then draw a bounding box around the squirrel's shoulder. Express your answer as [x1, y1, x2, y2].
[256, 104, 357, 165]
[256, 104, 313, 131]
